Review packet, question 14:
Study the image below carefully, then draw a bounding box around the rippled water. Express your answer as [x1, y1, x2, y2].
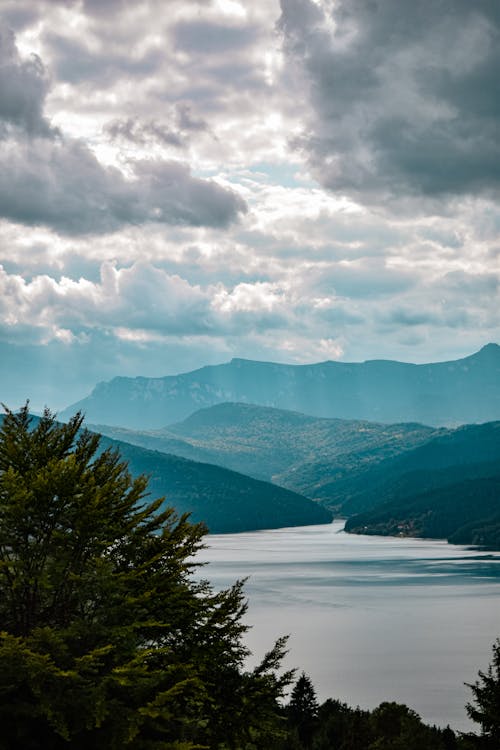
[197, 521, 500, 731]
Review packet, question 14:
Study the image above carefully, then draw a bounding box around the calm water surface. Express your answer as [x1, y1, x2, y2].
[197, 521, 500, 731]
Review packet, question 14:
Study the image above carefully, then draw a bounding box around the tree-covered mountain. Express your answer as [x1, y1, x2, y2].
[99, 435, 332, 533]
[343, 422, 500, 547]
[89, 408, 500, 547]
[60, 344, 500, 429]
[116, 417, 500, 546]
[0, 410, 332, 534]
[345, 476, 500, 547]
[335, 421, 500, 515]
[89, 402, 437, 494]
[295, 422, 500, 516]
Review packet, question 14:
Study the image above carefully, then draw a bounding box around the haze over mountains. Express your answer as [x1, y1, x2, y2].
[92, 408, 500, 546]
[54, 344, 500, 544]
[91, 403, 438, 499]
[61, 344, 500, 429]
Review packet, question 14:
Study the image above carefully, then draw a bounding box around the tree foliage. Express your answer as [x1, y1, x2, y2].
[287, 672, 319, 748]
[465, 639, 500, 748]
[280, 697, 458, 750]
[0, 404, 291, 749]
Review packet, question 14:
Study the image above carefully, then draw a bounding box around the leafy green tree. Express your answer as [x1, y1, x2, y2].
[0, 404, 291, 749]
[465, 639, 500, 748]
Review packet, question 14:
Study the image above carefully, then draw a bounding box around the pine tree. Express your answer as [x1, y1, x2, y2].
[287, 671, 319, 748]
[0, 404, 291, 749]
[466, 639, 500, 749]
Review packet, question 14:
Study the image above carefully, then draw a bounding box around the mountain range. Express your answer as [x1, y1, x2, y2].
[9, 344, 500, 542]
[60, 344, 500, 429]
[89, 402, 438, 501]
[91, 407, 500, 545]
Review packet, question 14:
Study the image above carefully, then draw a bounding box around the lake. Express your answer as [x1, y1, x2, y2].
[197, 521, 500, 731]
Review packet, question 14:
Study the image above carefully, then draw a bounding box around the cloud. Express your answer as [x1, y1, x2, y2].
[172, 18, 259, 55]
[46, 31, 165, 86]
[175, 103, 209, 133]
[0, 25, 52, 136]
[0, 263, 210, 341]
[0, 0, 498, 414]
[0, 137, 246, 234]
[0, 23, 246, 235]
[105, 118, 184, 148]
[0, 263, 294, 345]
[279, 0, 500, 206]
[104, 104, 211, 148]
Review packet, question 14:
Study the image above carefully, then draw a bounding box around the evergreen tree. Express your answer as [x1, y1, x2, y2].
[465, 639, 500, 748]
[0, 404, 291, 749]
[288, 672, 319, 748]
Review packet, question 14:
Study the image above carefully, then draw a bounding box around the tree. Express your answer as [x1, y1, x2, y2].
[287, 671, 319, 748]
[0, 404, 291, 749]
[465, 639, 500, 748]
[311, 699, 372, 750]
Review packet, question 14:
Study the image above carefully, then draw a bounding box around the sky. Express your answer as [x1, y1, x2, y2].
[1, 0, 499, 411]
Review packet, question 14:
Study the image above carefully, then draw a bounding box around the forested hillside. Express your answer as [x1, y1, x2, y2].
[342, 423, 500, 546]
[101, 435, 332, 533]
[91, 402, 437, 491]
[0, 411, 332, 534]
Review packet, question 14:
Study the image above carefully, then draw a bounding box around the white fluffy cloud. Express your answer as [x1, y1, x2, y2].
[0, 0, 498, 410]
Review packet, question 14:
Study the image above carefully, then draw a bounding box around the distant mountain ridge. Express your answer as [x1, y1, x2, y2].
[60, 344, 500, 429]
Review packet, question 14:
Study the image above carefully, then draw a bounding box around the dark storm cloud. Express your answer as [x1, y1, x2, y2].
[0, 5, 41, 31]
[280, 0, 500, 204]
[0, 138, 246, 234]
[81, 0, 128, 16]
[132, 159, 247, 228]
[0, 26, 52, 136]
[81, 0, 207, 18]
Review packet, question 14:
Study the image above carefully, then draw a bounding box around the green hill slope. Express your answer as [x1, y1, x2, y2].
[345, 476, 500, 547]
[335, 421, 500, 515]
[91, 403, 437, 495]
[342, 422, 500, 547]
[97, 436, 333, 533]
[0, 411, 332, 534]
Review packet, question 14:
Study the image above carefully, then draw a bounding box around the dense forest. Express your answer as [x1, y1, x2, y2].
[0, 405, 499, 748]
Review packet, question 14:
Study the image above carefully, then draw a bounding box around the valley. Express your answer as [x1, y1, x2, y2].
[54, 345, 500, 548]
